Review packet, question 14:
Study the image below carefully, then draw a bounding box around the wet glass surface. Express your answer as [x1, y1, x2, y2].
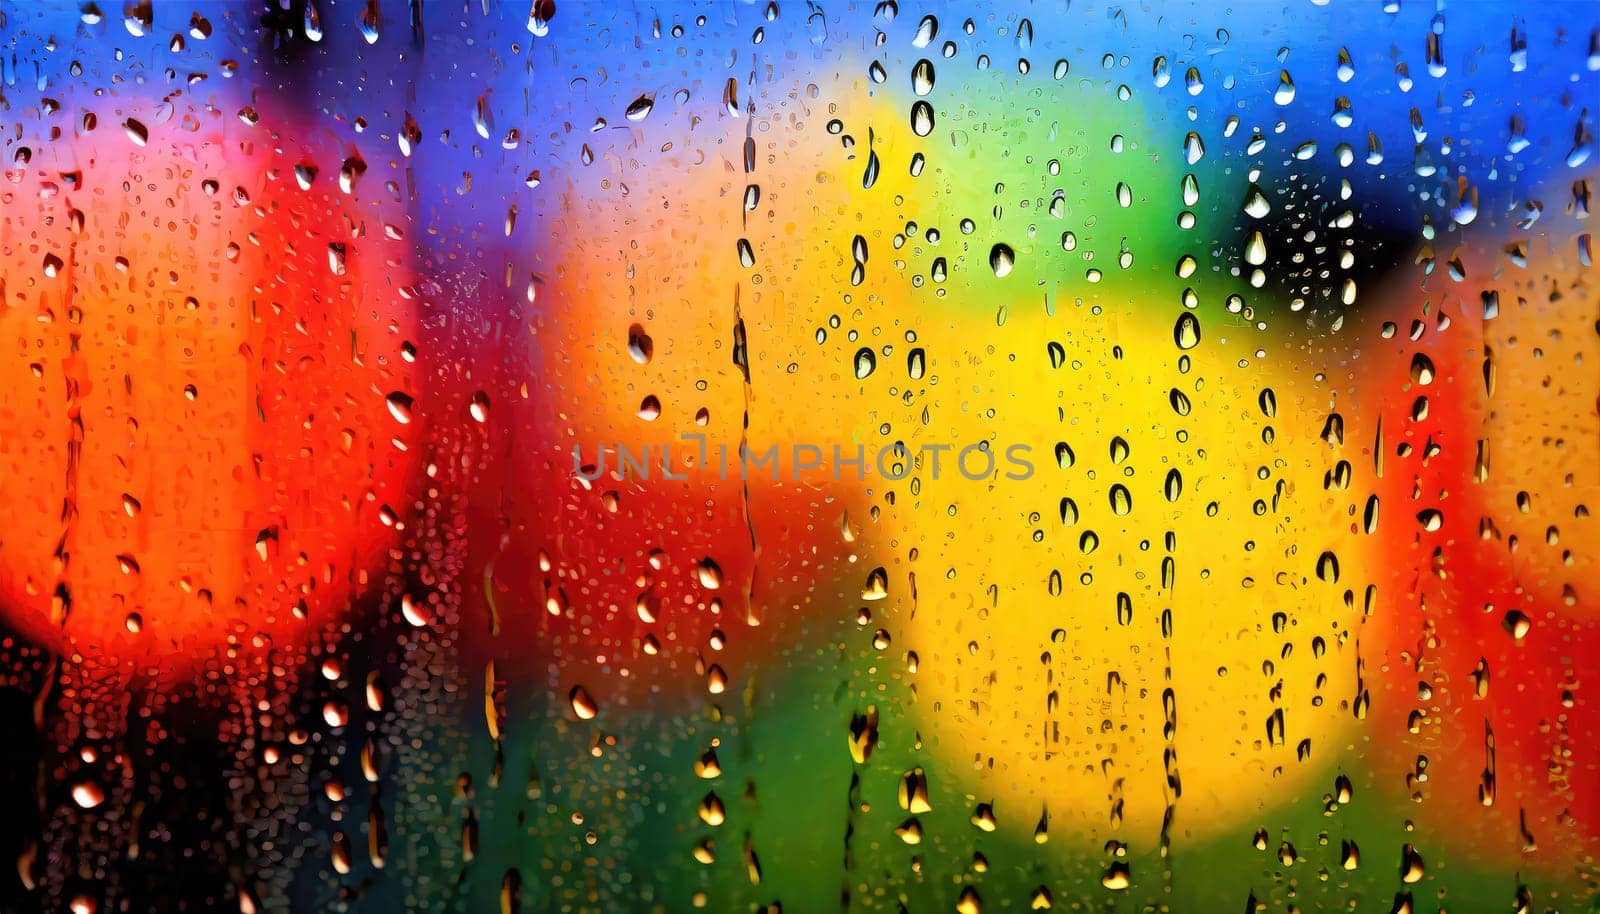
[0, 2, 1597, 912]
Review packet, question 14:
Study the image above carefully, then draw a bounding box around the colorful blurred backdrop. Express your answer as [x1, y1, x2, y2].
[0, 1, 1596, 912]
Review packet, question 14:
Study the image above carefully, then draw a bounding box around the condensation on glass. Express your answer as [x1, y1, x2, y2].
[0, 2, 1595, 913]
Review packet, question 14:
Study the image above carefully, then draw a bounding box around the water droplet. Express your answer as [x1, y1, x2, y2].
[627, 324, 654, 364]
[1410, 354, 1435, 385]
[1109, 484, 1132, 516]
[696, 559, 724, 589]
[1164, 469, 1183, 502]
[1274, 70, 1296, 104]
[1237, 235, 1268, 274]
[1243, 184, 1271, 218]
[72, 783, 105, 809]
[862, 566, 889, 600]
[625, 94, 654, 121]
[400, 593, 432, 627]
[569, 685, 598, 720]
[1174, 313, 1201, 350]
[990, 243, 1015, 278]
[1101, 862, 1131, 890]
[385, 391, 415, 425]
[1400, 844, 1426, 883]
[854, 347, 877, 379]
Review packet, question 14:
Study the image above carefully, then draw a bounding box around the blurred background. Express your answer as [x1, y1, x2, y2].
[0, 1, 1596, 911]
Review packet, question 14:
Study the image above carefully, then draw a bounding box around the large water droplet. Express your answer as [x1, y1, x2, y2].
[989, 243, 1015, 278]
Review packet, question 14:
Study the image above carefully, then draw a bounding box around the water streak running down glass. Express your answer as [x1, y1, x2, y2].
[0, 2, 1597, 912]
